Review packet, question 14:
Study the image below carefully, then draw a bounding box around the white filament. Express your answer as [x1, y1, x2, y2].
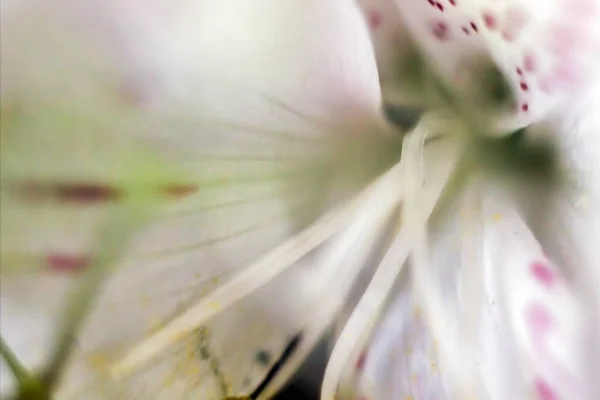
[112, 154, 409, 377]
[257, 161, 403, 399]
[406, 123, 476, 398]
[321, 125, 460, 400]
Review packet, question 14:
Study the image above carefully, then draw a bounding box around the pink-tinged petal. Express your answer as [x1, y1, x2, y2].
[530, 262, 556, 288]
[392, 0, 600, 130]
[75, 0, 382, 122]
[356, 0, 413, 92]
[484, 196, 588, 399]
[534, 378, 559, 400]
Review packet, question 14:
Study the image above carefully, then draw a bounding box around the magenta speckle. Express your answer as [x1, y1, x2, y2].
[534, 378, 559, 400]
[521, 103, 529, 112]
[470, 21, 479, 32]
[530, 261, 555, 287]
[520, 82, 529, 91]
[516, 67, 523, 76]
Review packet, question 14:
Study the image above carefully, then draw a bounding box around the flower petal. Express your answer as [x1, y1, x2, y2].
[0, 0, 397, 398]
[392, 0, 600, 130]
[484, 195, 589, 399]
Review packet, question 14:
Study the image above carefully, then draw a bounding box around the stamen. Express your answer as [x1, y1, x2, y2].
[256, 186, 396, 398]
[112, 159, 409, 376]
[321, 124, 460, 399]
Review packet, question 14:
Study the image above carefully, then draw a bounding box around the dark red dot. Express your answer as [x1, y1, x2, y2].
[520, 82, 529, 91]
[462, 26, 470, 35]
[470, 21, 479, 32]
[435, 2, 445, 11]
[521, 103, 529, 112]
[449, 0, 456, 5]
[428, 0, 435, 6]
[47, 254, 90, 274]
[54, 183, 122, 203]
[483, 12, 498, 30]
[516, 67, 523, 76]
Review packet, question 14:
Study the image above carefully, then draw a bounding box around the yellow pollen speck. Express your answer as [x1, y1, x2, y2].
[86, 354, 109, 370]
[208, 301, 221, 311]
[195, 273, 202, 279]
[492, 213, 503, 222]
[410, 373, 418, 382]
[212, 277, 219, 284]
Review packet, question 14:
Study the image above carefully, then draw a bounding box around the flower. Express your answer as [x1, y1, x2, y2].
[1, 1, 599, 400]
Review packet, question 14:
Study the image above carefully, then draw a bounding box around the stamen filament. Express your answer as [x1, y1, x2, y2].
[321, 126, 458, 400]
[112, 156, 411, 378]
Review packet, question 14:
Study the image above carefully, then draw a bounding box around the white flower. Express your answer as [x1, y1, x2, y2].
[1, 0, 599, 400]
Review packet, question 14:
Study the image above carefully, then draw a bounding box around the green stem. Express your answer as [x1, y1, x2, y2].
[40, 203, 155, 392]
[0, 335, 31, 384]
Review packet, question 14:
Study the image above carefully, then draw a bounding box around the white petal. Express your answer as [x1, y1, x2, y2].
[392, 0, 600, 129]
[0, 0, 393, 398]
[483, 194, 590, 400]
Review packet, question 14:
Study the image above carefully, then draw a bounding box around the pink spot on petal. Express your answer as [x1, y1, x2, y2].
[520, 81, 529, 91]
[470, 21, 479, 32]
[534, 378, 559, 400]
[432, 21, 450, 41]
[368, 11, 383, 30]
[530, 261, 556, 287]
[449, 0, 456, 5]
[47, 254, 90, 274]
[524, 53, 537, 72]
[435, 2, 445, 12]
[483, 12, 498, 30]
[356, 352, 367, 371]
[516, 67, 523, 76]
[526, 303, 554, 339]
[521, 103, 529, 112]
